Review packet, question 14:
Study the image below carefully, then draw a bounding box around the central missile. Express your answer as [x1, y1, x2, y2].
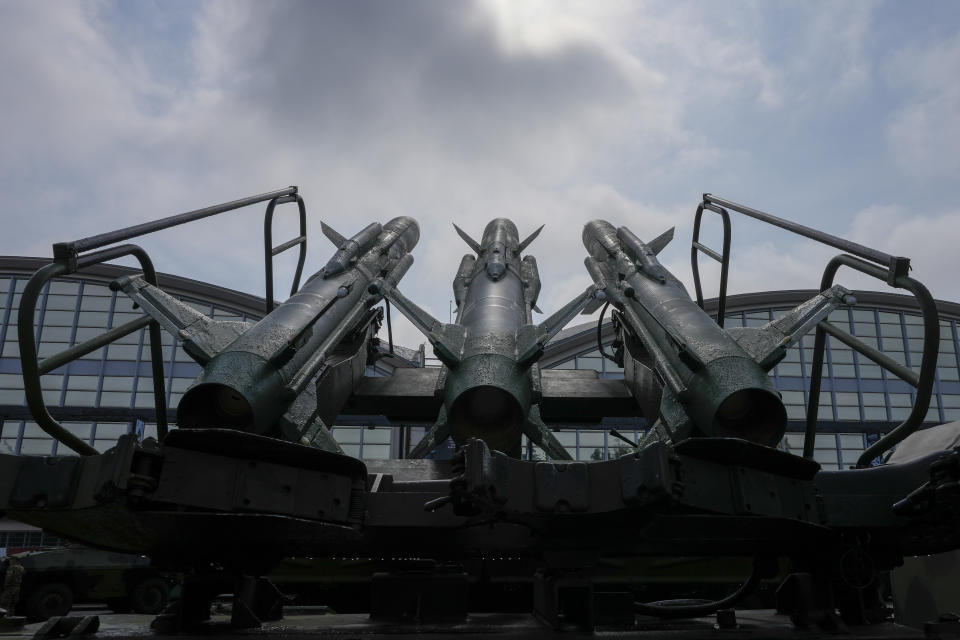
[377, 218, 600, 459]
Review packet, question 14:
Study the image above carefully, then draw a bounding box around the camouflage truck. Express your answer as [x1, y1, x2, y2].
[1, 548, 171, 621]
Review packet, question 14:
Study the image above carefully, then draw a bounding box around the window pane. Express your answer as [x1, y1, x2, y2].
[852, 322, 877, 336]
[363, 428, 392, 444]
[578, 431, 605, 446]
[576, 357, 602, 371]
[859, 364, 883, 379]
[813, 450, 838, 465]
[44, 294, 77, 311]
[78, 311, 109, 327]
[832, 364, 856, 377]
[99, 391, 132, 406]
[102, 377, 134, 391]
[332, 427, 362, 443]
[65, 390, 97, 404]
[838, 434, 863, 448]
[861, 393, 885, 407]
[776, 363, 803, 376]
[362, 444, 391, 460]
[80, 296, 111, 312]
[39, 310, 75, 326]
[94, 423, 130, 439]
[19, 439, 54, 456]
[889, 393, 913, 407]
[835, 392, 859, 406]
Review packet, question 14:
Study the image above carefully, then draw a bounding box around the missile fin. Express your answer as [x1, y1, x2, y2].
[581, 296, 606, 315]
[533, 304, 543, 314]
[278, 385, 344, 454]
[378, 281, 465, 366]
[407, 407, 451, 459]
[112, 275, 251, 365]
[452, 224, 482, 253]
[647, 227, 675, 255]
[517, 285, 601, 367]
[321, 221, 348, 247]
[522, 405, 573, 461]
[728, 284, 855, 371]
[517, 224, 544, 253]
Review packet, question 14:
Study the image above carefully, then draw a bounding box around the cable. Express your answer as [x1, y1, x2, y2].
[634, 559, 761, 619]
[598, 301, 616, 361]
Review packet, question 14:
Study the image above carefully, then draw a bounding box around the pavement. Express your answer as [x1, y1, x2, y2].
[0, 608, 928, 639]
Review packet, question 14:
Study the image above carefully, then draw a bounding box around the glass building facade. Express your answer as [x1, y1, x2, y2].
[2, 256, 960, 472]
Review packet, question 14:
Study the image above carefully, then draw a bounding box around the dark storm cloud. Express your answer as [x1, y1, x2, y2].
[196, 1, 641, 163]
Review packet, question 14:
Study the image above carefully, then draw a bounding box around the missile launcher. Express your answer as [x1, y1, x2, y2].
[582, 219, 853, 447]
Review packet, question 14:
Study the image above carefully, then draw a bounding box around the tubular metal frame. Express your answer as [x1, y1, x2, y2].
[263, 194, 308, 313]
[691, 202, 731, 327]
[19, 187, 307, 455]
[691, 194, 939, 469]
[804, 254, 939, 468]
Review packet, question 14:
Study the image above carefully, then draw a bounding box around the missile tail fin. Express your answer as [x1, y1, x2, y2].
[112, 275, 251, 365]
[321, 221, 347, 247]
[522, 406, 573, 461]
[453, 224, 482, 253]
[517, 224, 545, 253]
[517, 285, 600, 366]
[581, 296, 606, 315]
[407, 408, 451, 459]
[648, 227, 675, 255]
[728, 285, 854, 371]
[378, 282, 465, 366]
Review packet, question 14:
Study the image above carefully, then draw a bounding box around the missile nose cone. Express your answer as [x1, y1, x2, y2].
[385, 216, 421, 252]
[481, 218, 519, 248]
[582, 220, 620, 260]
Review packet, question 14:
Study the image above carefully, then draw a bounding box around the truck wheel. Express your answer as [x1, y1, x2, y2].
[25, 582, 73, 621]
[131, 578, 169, 614]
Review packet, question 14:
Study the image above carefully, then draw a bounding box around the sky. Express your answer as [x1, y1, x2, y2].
[1, 1, 958, 349]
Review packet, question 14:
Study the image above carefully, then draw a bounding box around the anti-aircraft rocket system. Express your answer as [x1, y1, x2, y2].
[112, 216, 419, 451]
[582, 219, 854, 447]
[375, 218, 600, 459]
[7, 186, 957, 634]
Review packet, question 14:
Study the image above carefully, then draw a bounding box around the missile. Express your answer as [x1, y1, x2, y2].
[112, 216, 419, 451]
[375, 218, 600, 459]
[582, 220, 853, 447]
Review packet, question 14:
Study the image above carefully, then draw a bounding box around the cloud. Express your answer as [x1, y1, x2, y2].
[886, 32, 960, 180]
[681, 202, 960, 308]
[0, 0, 956, 356]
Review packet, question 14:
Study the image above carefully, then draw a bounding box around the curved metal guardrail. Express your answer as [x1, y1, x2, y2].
[18, 187, 308, 454]
[691, 194, 939, 468]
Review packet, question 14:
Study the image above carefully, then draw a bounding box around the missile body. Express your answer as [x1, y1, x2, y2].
[117, 217, 419, 448]
[381, 219, 598, 459]
[582, 220, 850, 447]
[445, 219, 537, 453]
